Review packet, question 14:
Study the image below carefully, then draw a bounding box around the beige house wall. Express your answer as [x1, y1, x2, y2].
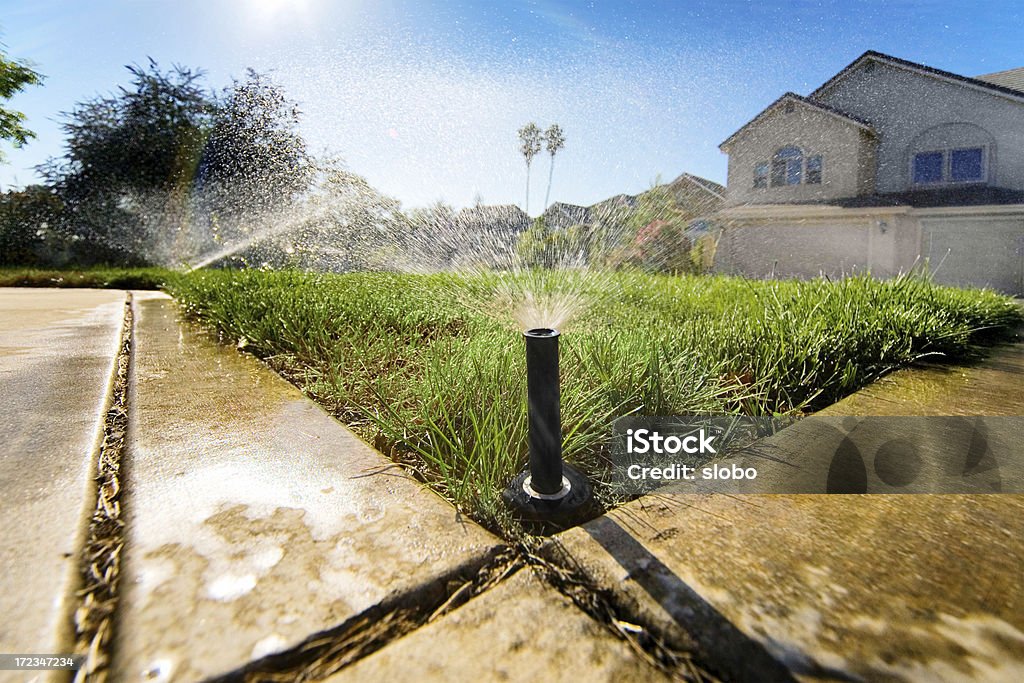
[723, 105, 875, 207]
[714, 206, 1024, 295]
[815, 61, 1024, 192]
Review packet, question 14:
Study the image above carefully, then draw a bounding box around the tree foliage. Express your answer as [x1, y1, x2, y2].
[31, 60, 313, 266]
[35, 60, 214, 263]
[517, 122, 542, 214]
[0, 185, 62, 265]
[286, 160, 405, 271]
[0, 44, 43, 161]
[542, 123, 565, 211]
[604, 182, 704, 273]
[198, 69, 313, 219]
[630, 219, 694, 273]
[515, 216, 596, 269]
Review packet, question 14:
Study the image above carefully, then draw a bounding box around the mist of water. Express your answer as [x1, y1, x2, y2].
[77, 92, 723, 333]
[94, 164, 721, 333]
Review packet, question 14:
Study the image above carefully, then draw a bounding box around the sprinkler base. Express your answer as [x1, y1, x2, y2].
[502, 464, 596, 534]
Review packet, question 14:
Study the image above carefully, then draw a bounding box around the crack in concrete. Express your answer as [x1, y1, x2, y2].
[206, 532, 724, 683]
[524, 538, 721, 683]
[206, 546, 520, 682]
[72, 292, 133, 683]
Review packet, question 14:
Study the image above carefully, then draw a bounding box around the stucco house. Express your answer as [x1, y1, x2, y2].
[714, 51, 1024, 294]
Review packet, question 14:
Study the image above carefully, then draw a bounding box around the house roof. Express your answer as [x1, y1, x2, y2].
[830, 186, 1024, 209]
[671, 172, 726, 200]
[719, 92, 875, 151]
[542, 202, 591, 227]
[459, 204, 528, 220]
[727, 186, 1024, 212]
[810, 50, 1024, 104]
[977, 67, 1024, 93]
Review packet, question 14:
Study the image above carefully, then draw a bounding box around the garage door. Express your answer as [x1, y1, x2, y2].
[923, 217, 1024, 295]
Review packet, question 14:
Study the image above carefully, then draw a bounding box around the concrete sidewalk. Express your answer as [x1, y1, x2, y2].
[2, 286, 1021, 682]
[0, 288, 126, 676]
[818, 334, 1024, 416]
[325, 568, 673, 683]
[0, 288, 669, 683]
[554, 333, 1024, 682]
[111, 293, 503, 681]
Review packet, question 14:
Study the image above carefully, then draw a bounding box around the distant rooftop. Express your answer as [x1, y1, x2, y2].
[671, 172, 726, 198]
[976, 67, 1024, 93]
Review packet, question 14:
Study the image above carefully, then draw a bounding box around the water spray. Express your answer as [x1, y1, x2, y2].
[503, 328, 594, 531]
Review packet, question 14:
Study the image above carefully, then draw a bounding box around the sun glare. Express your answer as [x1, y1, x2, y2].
[244, 0, 314, 24]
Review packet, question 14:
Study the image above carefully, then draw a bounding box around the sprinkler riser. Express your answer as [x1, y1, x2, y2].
[503, 327, 595, 533]
[525, 329, 563, 494]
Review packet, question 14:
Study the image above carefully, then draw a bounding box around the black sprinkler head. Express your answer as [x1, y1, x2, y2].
[503, 327, 595, 533]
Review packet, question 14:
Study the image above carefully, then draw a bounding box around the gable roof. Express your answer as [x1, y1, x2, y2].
[541, 201, 591, 228]
[810, 50, 1024, 104]
[719, 92, 875, 151]
[672, 172, 726, 200]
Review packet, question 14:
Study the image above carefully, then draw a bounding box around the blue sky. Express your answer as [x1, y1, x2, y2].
[1, 0, 1022, 212]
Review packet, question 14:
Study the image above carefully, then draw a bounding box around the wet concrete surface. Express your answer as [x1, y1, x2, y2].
[688, 414, 1023, 495]
[818, 334, 1024, 417]
[112, 293, 501, 682]
[555, 495, 1024, 682]
[0, 288, 126, 678]
[325, 568, 672, 683]
[5, 287, 1022, 682]
[556, 333, 1024, 682]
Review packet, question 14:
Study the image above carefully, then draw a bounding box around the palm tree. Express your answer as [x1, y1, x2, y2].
[518, 122, 542, 214]
[543, 124, 565, 212]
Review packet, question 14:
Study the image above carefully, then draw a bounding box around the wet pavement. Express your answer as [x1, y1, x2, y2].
[2, 287, 1022, 682]
[111, 293, 501, 681]
[818, 335, 1024, 416]
[554, 331, 1024, 682]
[554, 495, 1024, 681]
[0, 288, 125, 677]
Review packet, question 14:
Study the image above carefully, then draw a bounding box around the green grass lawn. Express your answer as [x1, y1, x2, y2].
[159, 269, 1020, 531]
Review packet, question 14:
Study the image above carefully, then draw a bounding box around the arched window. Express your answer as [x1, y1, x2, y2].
[771, 146, 803, 186]
[753, 146, 823, 189]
